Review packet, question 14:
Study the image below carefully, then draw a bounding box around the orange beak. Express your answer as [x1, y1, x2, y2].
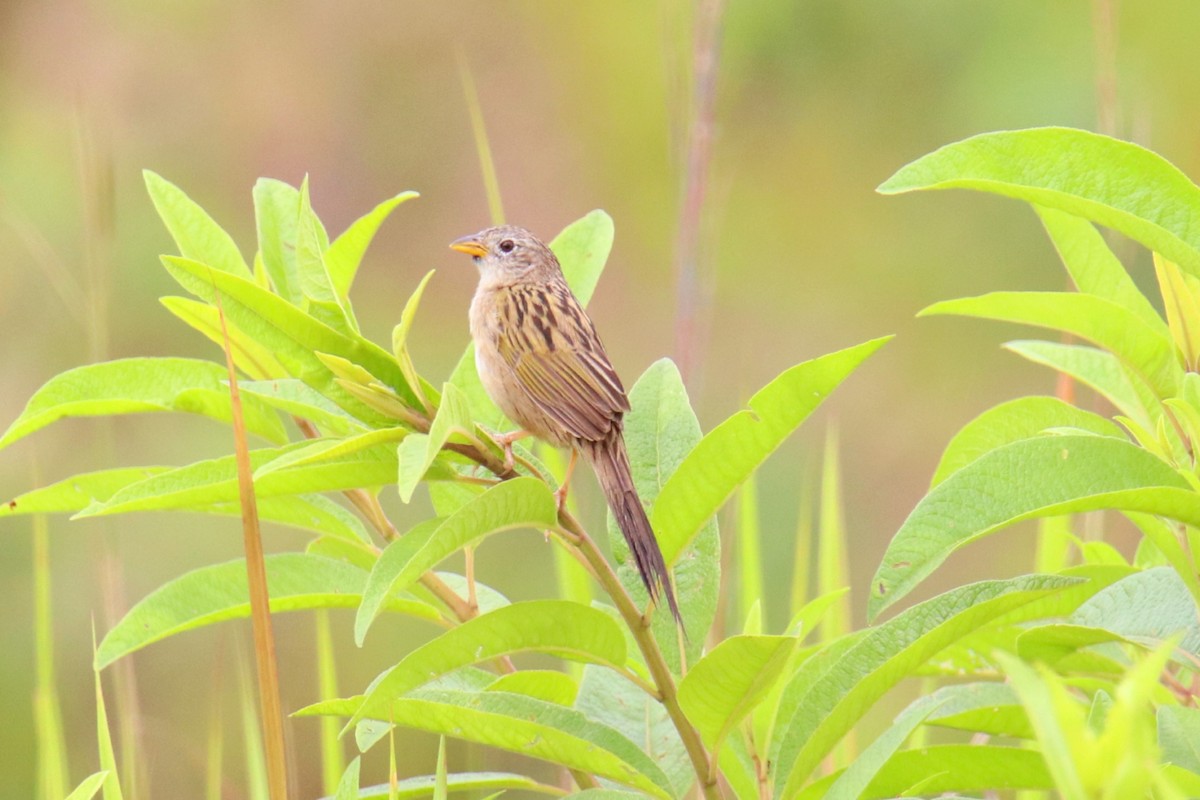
[449, 235, 487, 258]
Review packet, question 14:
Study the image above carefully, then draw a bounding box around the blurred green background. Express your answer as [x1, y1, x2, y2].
[2, 0, 1199, 795]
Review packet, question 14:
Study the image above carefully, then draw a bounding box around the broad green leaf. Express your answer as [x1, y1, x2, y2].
[869, 435, 1192, 620]
[326, 191, 418, 299]
[1004, 340, 1158, 429]
[878, 127, 1200, 276]
[611, 358, 719, 670]
[772, 575, 1078, 798]
[921, 682, 1030, 738]
[239, 379, 368, 437]
[655, 336, 891, 565]
[160, 296, 287, 380]
[551, 209, 615, 307]
[297, 178, 356, 333]
[995, 653, 1089, 800]
[332, 756, 360, 800]
[1034, 205, 1165, 331]
[391, 269, 436, 410]
[97, 554, 438, 670]
[352, 772, 554, 799]
[75, 440, 398, 518]
[561, 792, 645, 800]
[1015, 624, 1128, 673]
[254, 428, 407, 476]
[1155, 252, 1200, 371]
[822, 697, 946, 800]
[160, 256, 418, 415]
[794, 744, 1052, 799]
[64, 772, 109, 800]
[3, 465, 370, 542]
[354, 479, 557, 641]
[931, 396, 1125, 486]
[576, 664, 691, 797]
[679, 635, 795, 757]
[350, 601, 626, 728]
[1070, 567, 1200, 656]
[487, 670, 577, 706]
[144, 170, 250, 277]
[1159, 706, 1200, 775]
[252, 178, 303, 304]
[922, 292, 1181, 398]
[0, 357, 287, 451]
[397, 383, 471, 502]
[301, 691, 674, 798]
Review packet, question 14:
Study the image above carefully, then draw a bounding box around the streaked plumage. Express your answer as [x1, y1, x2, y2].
[452, 225, 682, 626]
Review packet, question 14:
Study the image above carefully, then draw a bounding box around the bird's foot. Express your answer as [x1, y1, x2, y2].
[492, 429, 530, 474]
[553, 483, 569, 513]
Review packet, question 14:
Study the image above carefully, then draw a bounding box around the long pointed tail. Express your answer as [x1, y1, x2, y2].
[582, 433, 683, 628]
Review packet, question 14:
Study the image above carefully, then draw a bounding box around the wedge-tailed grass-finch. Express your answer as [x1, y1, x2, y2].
[451, 225, 682, 626]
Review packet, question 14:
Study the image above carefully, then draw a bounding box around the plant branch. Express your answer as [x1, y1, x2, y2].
[558, 512, 721, 799]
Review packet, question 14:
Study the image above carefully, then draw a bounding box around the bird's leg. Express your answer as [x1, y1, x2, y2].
[554, 448, 580, 513]
[493, 429, 531, 473]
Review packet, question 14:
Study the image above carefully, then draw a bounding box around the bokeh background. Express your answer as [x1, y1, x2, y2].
[2, 0, 1199, 796]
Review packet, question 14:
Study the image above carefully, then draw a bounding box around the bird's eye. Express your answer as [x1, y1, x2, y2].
[498, 239, 515, 254]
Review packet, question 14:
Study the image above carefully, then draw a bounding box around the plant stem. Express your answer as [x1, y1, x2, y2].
[559, 512, 722, 799]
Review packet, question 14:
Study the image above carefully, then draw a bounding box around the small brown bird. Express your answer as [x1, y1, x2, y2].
[451, 225, 682, 625]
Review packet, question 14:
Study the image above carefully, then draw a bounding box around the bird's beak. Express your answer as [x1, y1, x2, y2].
[449, 235, 487, 258]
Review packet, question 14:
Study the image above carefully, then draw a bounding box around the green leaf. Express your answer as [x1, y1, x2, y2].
[922, 292, 1181, 398]
[160, 296, 287, 380]
[252, 178, 303, 304]
[654, 336, 891, 565]
[869, 435, 1192, 620]
[144, 170, 250, 277]
[1034, 205, 1165, 331]
[392, 270, 436, 410]
[97, 554, 439, 670]
[354, 479, 558, 642]
[1070, 567, 1200, 657]
[397, 383, 472, 502]
[352, 772, 555, 799]
[350, 601, 626, 729]
[64, 772, 110, 800]
[611, 358, 719, 669]
[794, 744, 1052, 800]
[575, 665, 691, 796]
[486, 670, 578, 706]
[332, 756, 360, 800]
[326, 191, 418, 300]
[239, 379, 368, 437]
[551, 209, 615, 307]
[679, 634, 796, 757]
[994, 652, 1089, 800]
[921, 682, 1030, 738]
[1159, 706, 1200, 775]
[301, 691, 674, 798]
[822, 697, 946, 800]
[75, 439, 399, 518]
[1004, 341, 1159, 429]
[92, 633, 125, 800]
[0, 357, 287, 451]
[296, 178, 356, 333]
[931, 396, 1125, 486]
[772, 575, 1078, 798]
[3, 466, 370, 542]
[160, 256, 418, 415]
[878, 127, 1200, 276]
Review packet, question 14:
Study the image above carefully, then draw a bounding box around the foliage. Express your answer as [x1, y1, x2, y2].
[9, 127, 1200, 797]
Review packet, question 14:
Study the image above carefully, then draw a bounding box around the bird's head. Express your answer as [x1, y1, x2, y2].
[449, 225, 559, 282]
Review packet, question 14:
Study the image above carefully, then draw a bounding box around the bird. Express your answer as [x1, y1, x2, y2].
[450, 224, 682, 626]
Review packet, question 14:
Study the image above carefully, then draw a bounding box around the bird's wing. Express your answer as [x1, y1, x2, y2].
[497, 284, 629, 442]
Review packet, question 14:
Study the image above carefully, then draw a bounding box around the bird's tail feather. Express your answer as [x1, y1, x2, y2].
[583, 434, 683, 628]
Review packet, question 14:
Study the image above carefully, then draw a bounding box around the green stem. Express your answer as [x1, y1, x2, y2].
[559, 513, 722, 800]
